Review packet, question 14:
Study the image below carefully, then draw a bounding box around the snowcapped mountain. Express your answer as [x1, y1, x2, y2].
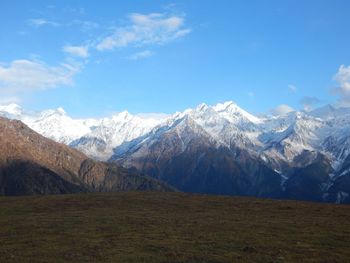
[70, 111, 165, 160]
[0, 104, 166, 160]
[0, 116, 172, 195]
[110, 102, 350, 203]
[260, 112, 326, 163]
[213, 101, 262, 127]
[29, 108, 93, 144]
[111, 109, 281, 197]
[1, 101, 349, 169]
[1, 101, 350, 203]
[1, 104, 93, 144]
[0, 103, 23, 116]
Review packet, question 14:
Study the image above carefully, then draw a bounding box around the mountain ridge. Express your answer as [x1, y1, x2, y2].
[0, 116, 173, 195]
[1, 102, 350, 202]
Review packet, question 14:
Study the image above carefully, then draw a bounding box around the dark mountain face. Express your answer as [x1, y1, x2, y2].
[116, 146, 282, 198]
[326, 175, 350, 204]
[113, 117, 282, 198]
[78, 159, 173, 192]
[111, 115, 350, 203]
[0, 160, 87, 195]
[323, 153, 350, 204]
[282, 154, 332, 202]
[115, 137, 343, 202]
[0, 117, 172, 196]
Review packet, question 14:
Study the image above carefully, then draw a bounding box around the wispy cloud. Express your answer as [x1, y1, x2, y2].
[333, 64, 350, 106]
[288, 84, 297, 93]
[28, 18, 60, 27]
[0, 59, 79, 96]
[300, 96, 320, 111]
[63, 45, 89, 58]
[271, 104, 295, 116]
[128, 50, 154, 60]
[73, 20, 100, 32]
[28, 18, 99, 32]
[96, 12, 191, 51]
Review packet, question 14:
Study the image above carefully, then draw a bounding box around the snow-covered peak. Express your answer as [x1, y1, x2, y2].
[2, 101, 350, 168]
[111, 110, 132, 122]
[39, 107, 68, 118]
[213, 101, 262, 124]
[213, 101, 236, 111]
[57, 107, 66, 114]
[0, 103, 23, 116]
[176, 101, 261, 126]
[189, 104, 229, 138]
[195, 103, 209, 112]
[28, 109, 91, 144]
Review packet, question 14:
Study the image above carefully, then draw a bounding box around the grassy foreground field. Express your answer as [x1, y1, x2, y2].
[0, 192, 349, 263]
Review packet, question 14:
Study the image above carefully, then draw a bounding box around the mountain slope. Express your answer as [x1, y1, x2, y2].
[69, 111, 164, 160]
[2, 102, 350, 202]
[0, 116, 172, 195]
[0, 160, 85, 195]
[0, 104, 166, 161]
[113, 115, 282, 197]
[110, 103, 350, 202]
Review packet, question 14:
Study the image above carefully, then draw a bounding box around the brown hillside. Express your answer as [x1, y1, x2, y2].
[0, 117, 172, 195]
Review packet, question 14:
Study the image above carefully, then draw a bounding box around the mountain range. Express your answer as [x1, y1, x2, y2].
[1, 102, 350, 203]
[0, 116, 172, 195]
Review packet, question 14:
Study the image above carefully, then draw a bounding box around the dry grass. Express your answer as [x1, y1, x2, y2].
[0, 192, 349, 263]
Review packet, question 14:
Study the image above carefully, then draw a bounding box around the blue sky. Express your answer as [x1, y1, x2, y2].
[1, 0, 350, 117]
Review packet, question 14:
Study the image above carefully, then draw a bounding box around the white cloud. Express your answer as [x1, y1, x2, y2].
[63, 45, 89, 58]
[271, 104, 295, 116]
[28, 18, 60, 27]
[128, 50, 154, 60]
[333, 64, 350, 106]
[96, 13, 191, 51]
[0, 59, 79, 95]
[300, 96, 320, 111]
[288, 84, 297, 93]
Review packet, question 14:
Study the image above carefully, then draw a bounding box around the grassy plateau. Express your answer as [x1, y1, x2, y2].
[0, 192, 349, 263]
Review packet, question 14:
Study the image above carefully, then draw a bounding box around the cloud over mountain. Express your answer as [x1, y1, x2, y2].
[300, 96, 320, 111]
[334, 64, 350, 106]
[271, 104, 295, 115]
